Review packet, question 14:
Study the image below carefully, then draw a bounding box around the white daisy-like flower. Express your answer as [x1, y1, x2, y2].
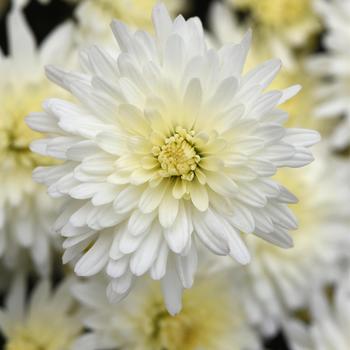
[74, 0, 185, 47]
[307, 0, 350, 149]
[285, 272, 350, 350]
[229, 149, 350, 336]
[73, 271, 261, 350]
[0, 8, 74, 274]
[0, 275, 83, 350]
[28, 4, 320, 314]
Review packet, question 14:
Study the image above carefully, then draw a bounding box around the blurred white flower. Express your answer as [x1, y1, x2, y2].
[28, 4, 320, 314]
[307, 0, 350, 149]
[73, 271, 261, 350]
[285, 272, 350, 350]
[223, 0, 320, 68]
[230, 149, 350, 335]
[74, 0, 185, 47]
[0, 275, 82, 350]
[0, 8, 74, 274]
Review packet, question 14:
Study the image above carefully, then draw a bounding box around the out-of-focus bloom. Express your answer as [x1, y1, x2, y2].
[73, 272, 261, 350]
[307, 0, 350, 149]
[28, 4, 320, 314]
[225, 0, 320, 61]
[74, 0, 185, 46]
[210, 2, 334, 135]
[285, 272, 350, 350]
[0, 8, 74, 274]
[0, 275, 82, 350]
[230, 150, 350, 335]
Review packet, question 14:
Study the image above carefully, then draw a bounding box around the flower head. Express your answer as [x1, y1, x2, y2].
[73, 272, 260, 350]
[0, 275, 82, 350]
[0, 8, 74, 274]
[28, 4, 320, 314]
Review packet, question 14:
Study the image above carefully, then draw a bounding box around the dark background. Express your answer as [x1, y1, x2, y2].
[0, 0, 290, 349]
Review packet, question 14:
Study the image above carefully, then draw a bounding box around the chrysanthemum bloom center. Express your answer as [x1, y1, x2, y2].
[153, 127, 200, 181]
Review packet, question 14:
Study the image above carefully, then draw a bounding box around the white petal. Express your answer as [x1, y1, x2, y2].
[164, 202, 191, 254]
[130, 225, 162, 276]
[161, 260, 183, 315]
[74, 234, 111, 276]
[159, 187, 179, 228]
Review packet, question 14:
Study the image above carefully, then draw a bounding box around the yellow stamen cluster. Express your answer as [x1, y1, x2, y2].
[152, 127, 200, 182]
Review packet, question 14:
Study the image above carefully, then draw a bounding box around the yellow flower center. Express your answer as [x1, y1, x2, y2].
[152, 127, 200, 181]
[0, 83, 54, 170]
[5, 324, 74, 350]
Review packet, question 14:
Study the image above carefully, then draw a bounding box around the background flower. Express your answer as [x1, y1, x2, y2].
[73, 270, 261, 350]
[307, 0, 350, 149]
[0, 275, 82, 350]
[0, 6, 74, 275]
[285, 271, 350, 350]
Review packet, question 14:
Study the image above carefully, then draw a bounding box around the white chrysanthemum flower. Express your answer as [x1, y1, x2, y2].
[0, 8, 74, 274]
[228, 150, 350, 335]
[285, 273, 350, 350]
[74, 0, 185, 47]
[73, 272, 261, 350]
[0, 275, 83, 350]
[28, 4, 320, 314]
[307, 0, 350, 148]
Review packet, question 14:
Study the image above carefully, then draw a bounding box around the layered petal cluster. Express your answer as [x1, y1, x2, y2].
[72, 271, 261, 350]
[28, 4, 320, 313]
[285, 272, 350, 350]
[307, 0, 350, 148]
[230, 149, 350, 335]
[0, 8, 74, 274]
[0, 275, 82, 350]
